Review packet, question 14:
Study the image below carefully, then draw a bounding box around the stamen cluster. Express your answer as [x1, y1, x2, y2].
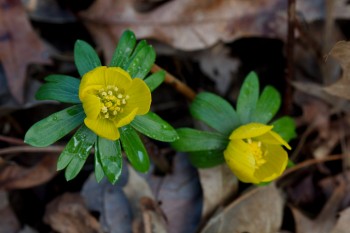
[98, 85, 129, 119]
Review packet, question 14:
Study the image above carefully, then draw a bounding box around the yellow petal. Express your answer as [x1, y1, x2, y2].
[84, 117, 120, 140]
[254, 144, 288, 182]
[82, 94, 101, 119]
[115, 108, 138, 128]
[105, 67, 132, 89]
[256, 131, 291, 150]
[79, 66, 107, 100]
[224, 139, 260, 183]
[229, 123, 273, 140]
[124, 78, 151, 115]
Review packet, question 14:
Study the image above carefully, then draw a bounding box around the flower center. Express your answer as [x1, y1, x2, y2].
[97, 85, 129, 119]
[247, 138, 266, 168]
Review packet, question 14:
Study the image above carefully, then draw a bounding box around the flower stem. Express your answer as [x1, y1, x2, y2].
[151, 64, 196, 101]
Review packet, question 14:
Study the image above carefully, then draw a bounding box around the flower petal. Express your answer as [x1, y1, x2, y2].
[229, 122, 273, 140]
[105, 67, 132, 89]
[84, 117, 120, 140]
[79, 66, 107, 100]
[256, 130, 291, 150]
[124, 78, 151, 115]
[224, 139, 259, 183]
[115, 108, 138, 128]
[254, 144, 288, 182]
[82, 94, 101, 119]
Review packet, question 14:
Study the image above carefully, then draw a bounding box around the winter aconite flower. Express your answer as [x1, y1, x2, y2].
[171, 71, 296, 184]
[224, 123, 290, 184]
[24, 30, 179, 184]
[79, 66, 151, 140]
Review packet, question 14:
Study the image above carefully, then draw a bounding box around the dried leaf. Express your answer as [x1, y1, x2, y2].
[148, 153, 202, 233]
[78, 0, 289, 60]
[135, 197, 168, 233]
[0, 154, 58, 190]
[291, 181, 346, 233]
[81, 170, 133, 233]
[123, 164, 154, 222]
[331, 207, 350, 233]
[44, 193, 103, 233]
[201, 184, 284, 233]
[0, 0, 50, 103]
[198, 164, 238, 219]
[324, 41, 350, 100]
[0, 191, 20, 233]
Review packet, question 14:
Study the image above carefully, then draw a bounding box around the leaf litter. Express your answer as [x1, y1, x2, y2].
[2, 0, 350, 232]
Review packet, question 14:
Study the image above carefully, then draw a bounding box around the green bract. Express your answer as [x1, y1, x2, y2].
[171, 72, 297, 169]
[25, 30, 179, 184]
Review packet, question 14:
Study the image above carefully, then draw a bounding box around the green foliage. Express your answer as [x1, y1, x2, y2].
[172, 71, 297, 170]
[271, 116, 297, 142]
[120, 125, 150, 173]
[24, 105, 85, 147]
[189, 150, 225, 168]
[131, 112, 179, 142]
[110, 30, 136, 68]
[190, 92, 240, 136]
[251, 86, 281, 124]
[236, 71, 259, 124]
[145, 70, 166, 91]
[57, 125, 96, 181]
[96, 137, 122, 184]
[36, 75, 80, 103]
[25, 29, 177, 184]
[171, 128, 228, 152]
[74, 40, 101, 77]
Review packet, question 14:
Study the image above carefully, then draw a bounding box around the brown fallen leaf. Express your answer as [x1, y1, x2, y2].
[81, 171, 133, 233]
[44, 193, 103, 233]
[324, 41, 350, 100]
[0, 0, 50, 103]
[200, 184, 284, 233]
[78, 0, 289, 60]
[148, 153, 202, 233]
[291, 180, 346, 233]
[133, 197, 167, 233]
[198, 164, 238, 220]
[330, 207, 350, 233]
[0, 154, 58, 190]
[0, 190, 20, 233]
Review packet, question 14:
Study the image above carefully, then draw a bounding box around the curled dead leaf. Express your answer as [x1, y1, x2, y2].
[200, 184, 284, 233]
[324, 41, 350, 100]
[44, 193, 103, 233]
[0, 154, 58, 190]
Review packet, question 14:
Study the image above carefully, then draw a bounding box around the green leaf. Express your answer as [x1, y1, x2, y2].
[251, 86, 281, 124]
[35, 74, 80, 103]
[24, 105, 85, 147]
[171, 128, 228, 152]
[74, 40, 101, 77]
[56, 125, 96, 181]
[190, 92, 240, 135]
[189, 150, 225, 168]
[120, 125, 150, 173]
[144, 70, 165, 92]
[236, 71, 259, 124]
[110, 30, 136, 68]
[131, 112, 179, 142]
[96, 137, 122, 184]
[94, 150, 105, 183]
[128, 40, 148, 63]
[126, 45, 155, 79]
[271, 116, 297, 142]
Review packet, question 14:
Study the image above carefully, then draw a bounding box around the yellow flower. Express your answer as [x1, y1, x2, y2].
[79, 66, 151, 140]
[224, 123, 291, 184]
